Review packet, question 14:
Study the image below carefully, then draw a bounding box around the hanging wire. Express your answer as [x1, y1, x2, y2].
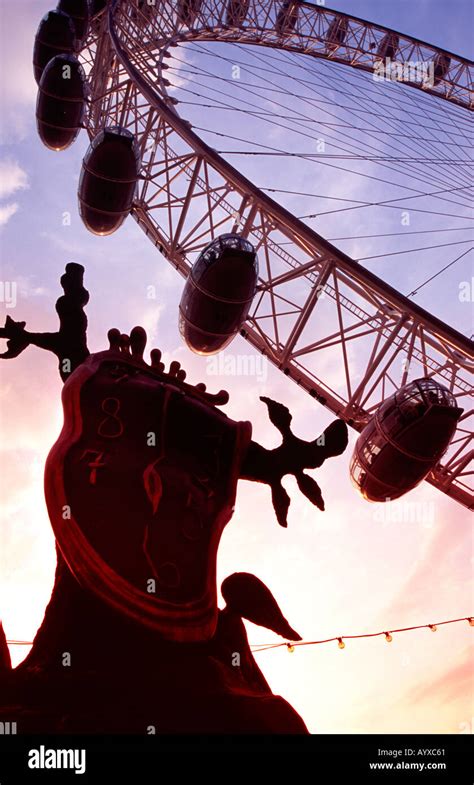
[184, 39, 473, 198]
[164, 33, 474, 296]
[169, 44, 473, 201]
[407, 248, 474, 297]
[7, 617, 473, 652]
[356, 241, 474, 261]
[250, 617, 474, 653]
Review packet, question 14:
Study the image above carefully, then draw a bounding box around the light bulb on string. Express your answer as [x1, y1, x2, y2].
[11, 616, 472, 654]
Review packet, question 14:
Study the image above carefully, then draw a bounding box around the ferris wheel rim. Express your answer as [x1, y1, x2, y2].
[118, 0, 474, 107]
[107, 0, 473, 358]
[299, 0, 473, 65]
[86, 0, 474, 508]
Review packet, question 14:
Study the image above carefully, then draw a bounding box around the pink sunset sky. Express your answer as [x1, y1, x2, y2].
[0, 0, 472, 734]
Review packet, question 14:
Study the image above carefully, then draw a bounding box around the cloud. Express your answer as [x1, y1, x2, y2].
[375, 507, 471, 627]
[0, 202, 19, 226]
[0, 159, 29, 200]
[39, 230, 85, 255]
[405, 647, 473, 707]
[0, 1, 40, 142]
[0, 160, 28, 226]
[167, 44, 194, 92]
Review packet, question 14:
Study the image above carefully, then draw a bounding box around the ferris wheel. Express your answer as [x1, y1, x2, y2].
[32, 0, 473, 509]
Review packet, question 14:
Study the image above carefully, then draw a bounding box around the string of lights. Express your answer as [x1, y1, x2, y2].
[250, 617, 474, 653]
[7, 617, 473, 652]
[6, 640, 32, 646]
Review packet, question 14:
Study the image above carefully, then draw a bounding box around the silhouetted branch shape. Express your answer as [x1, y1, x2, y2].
[0, 262, 89, 381]
[0, 264, 348, 527]
[241, 397, 348, 526]
[222, 573, 301, 641]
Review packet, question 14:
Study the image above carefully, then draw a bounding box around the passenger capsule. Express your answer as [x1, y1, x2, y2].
[433, 53, 451, 86]
[177, 0, 202, 25]
[36, 54, 86, 151]
[33, 9, 76, 85]
[376, 32, 399, 61]
[56, 0, 90, 43]
[179, 233, 258, 355]
[78, 127, 140, 236]
[226, 0, 249, 27]
[90, 0, 107, 18]
[326, 17, 348, 51]
[131, 0, 156, 22]
[275, 1, 299, 35]
[350, 378, 463, 502]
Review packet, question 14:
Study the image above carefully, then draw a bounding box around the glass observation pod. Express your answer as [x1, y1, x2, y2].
[275, 1, 299, 36]
[177, 0, 202, 25]
[226, 0, 249, 27]
[433, 53, 451, 85]
[90, 0, 107, 19]
[376, 32, 400, 61]
[33, 9, 76, 85]
[131, 0, 157, 22]
[350, 378, 463, 502]
[326, 16, 348, 53]
[57, 0, 90, 44]
[78, 127, 140, 236]
[179, 233, 259, 355]
[36, 54, 86, 151]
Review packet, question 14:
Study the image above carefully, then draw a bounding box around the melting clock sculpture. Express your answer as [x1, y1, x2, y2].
[0, 264, 348, 733]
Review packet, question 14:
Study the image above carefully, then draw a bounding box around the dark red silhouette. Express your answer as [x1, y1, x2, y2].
[0, 265, 348, 733]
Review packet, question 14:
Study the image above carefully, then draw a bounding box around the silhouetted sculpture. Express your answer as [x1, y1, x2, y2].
[0, 262, 89, 379]
[0, 265, 348, 733]
[0, 624, 11, 673]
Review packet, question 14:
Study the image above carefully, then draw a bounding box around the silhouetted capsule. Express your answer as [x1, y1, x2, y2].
[36, 54, 86, 151]
[179, 233, 258, 355]
[433, 53, 451, 86]
[131, 0, 156, 22]
[57, 0, 90, 43]
[33, 9, 76, 85]
[350, 378, 463, 502]
[177, 0, 202, 25]
[226, 0, 249, 26]
[90, 0, 107, 18]
[326, 16, 348, 49]
[376, 32, 399, 61]
[275, 1, 298, 35]
[78, 127, 140, 235]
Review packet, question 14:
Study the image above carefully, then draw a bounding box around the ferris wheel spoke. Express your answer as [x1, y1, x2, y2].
[71, 0, 474, 508]
[231, 41, 472, 190]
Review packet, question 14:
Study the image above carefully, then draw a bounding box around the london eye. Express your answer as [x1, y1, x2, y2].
[33, 0, 473, 509]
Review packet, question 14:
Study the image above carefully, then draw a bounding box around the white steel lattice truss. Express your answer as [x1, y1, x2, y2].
[79, 0, 474, 509]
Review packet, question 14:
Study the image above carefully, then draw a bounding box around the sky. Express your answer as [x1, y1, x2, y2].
[0, 0, 473, 735]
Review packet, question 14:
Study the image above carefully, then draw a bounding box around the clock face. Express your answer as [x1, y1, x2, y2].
[45, 351, 252, 642]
